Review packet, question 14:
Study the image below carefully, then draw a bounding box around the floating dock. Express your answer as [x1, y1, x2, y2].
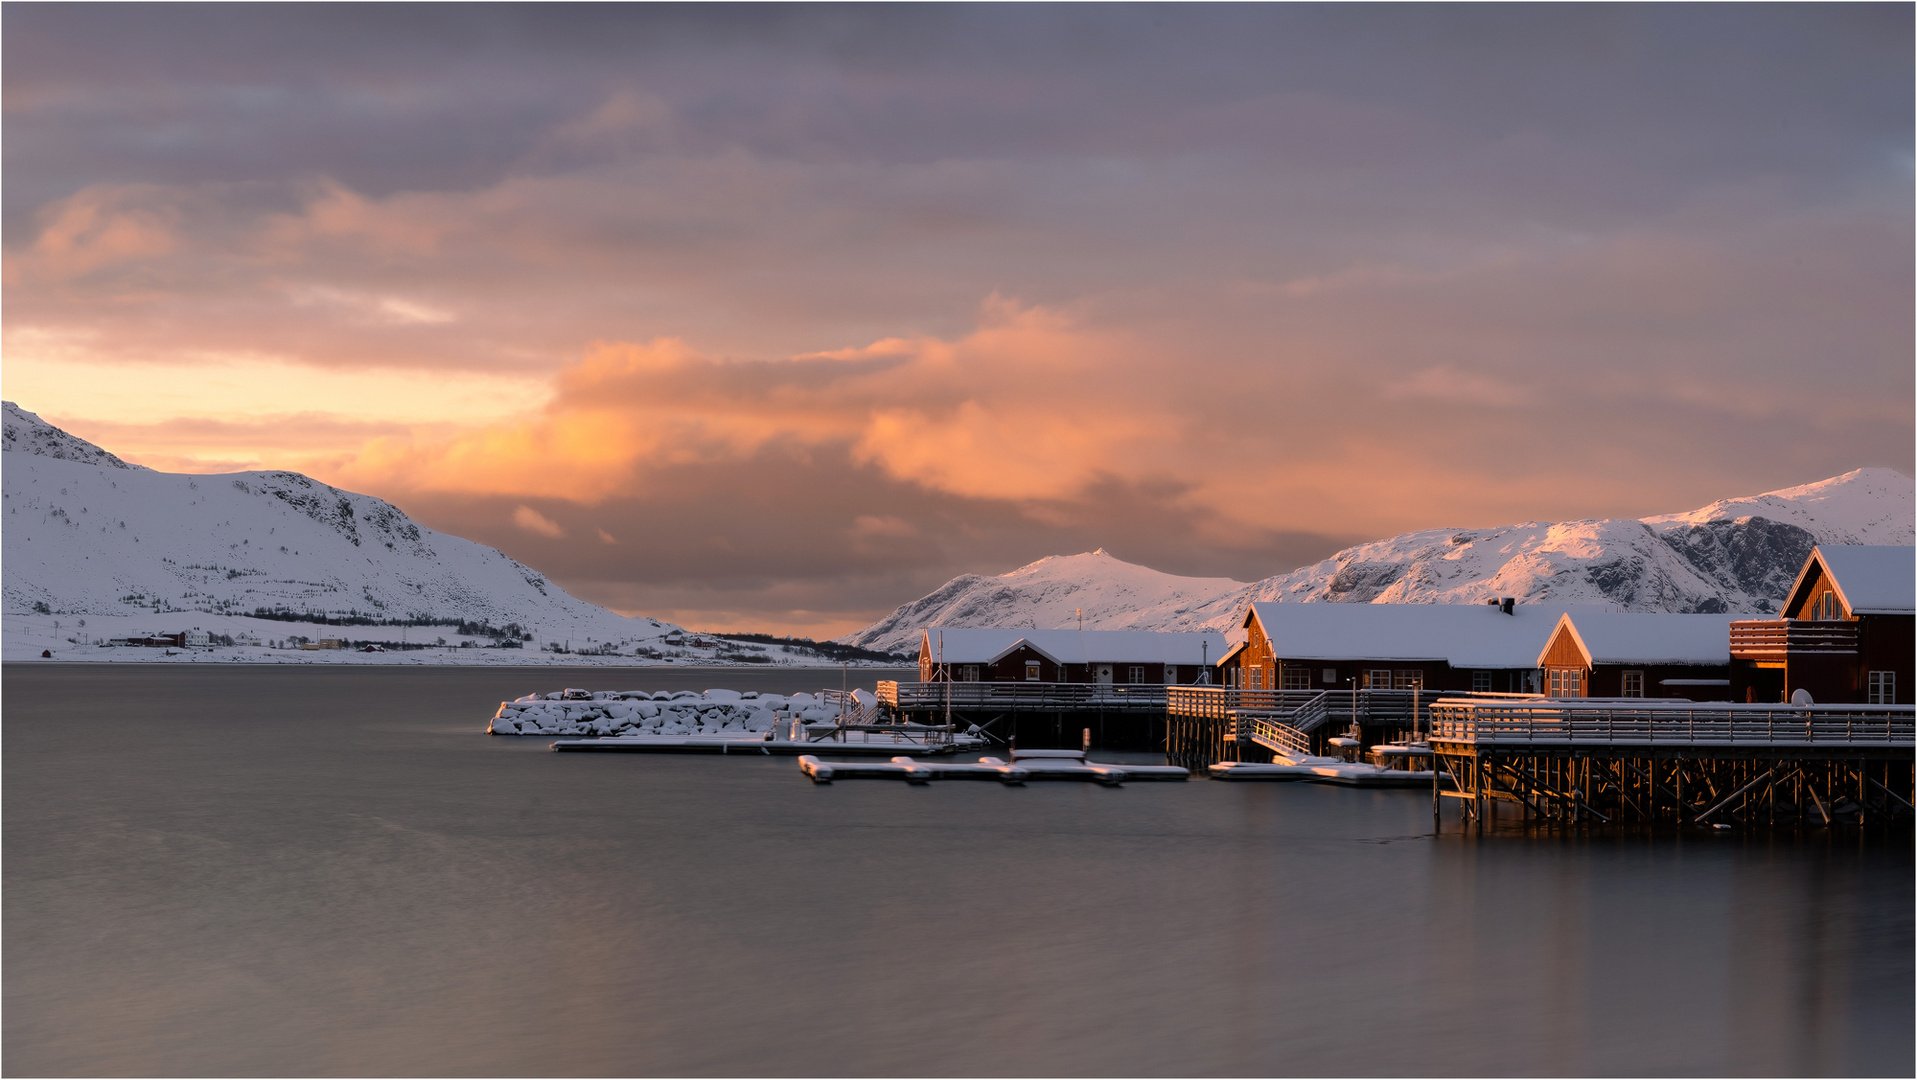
[1209, 760, 1437, 787]
[799, 748, 1188, 785]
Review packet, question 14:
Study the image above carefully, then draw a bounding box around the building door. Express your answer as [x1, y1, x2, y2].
[1095, 664, 1113, 684]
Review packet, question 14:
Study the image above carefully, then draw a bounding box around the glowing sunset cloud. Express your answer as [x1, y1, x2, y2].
[4, 6, 1910, 635]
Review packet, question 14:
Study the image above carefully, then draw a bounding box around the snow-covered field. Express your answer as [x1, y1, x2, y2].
[846, 469, 1916, 652]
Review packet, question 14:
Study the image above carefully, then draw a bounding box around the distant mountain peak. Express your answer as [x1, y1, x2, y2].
[3, 401, 146, 471]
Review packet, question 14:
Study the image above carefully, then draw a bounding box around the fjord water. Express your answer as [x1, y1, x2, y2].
[5, 665, 1910, 1077]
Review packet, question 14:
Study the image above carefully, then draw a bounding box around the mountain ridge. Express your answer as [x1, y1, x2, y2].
[843, 469, 1915, 652]
[2, 401, 682, 651]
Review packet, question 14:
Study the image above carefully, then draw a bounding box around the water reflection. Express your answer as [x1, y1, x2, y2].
[4, 666, 1910, 1076]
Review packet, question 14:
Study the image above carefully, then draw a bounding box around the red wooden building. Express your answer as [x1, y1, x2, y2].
[917, 628, 1229, 686]
[1217, 599, 1571, 695]
[1534, 612, 1740, 700]
[1730, 545, 1914, 704]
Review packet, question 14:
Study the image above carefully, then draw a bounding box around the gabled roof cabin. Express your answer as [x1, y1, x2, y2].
[917, 627, 1230, 685]
[1536, 612, 1740, 700]
[1224, 600, 1575, 694]
[1731, 545, 1914, 704]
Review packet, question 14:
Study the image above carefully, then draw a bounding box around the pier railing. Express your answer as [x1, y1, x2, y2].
[821, 687, 880, 727]
[1167, 686, 1436, 732]
[1428, 698, 1915, 749]
[1728, 619, 1859, 659]
[878, 680, 1173, 712]
[1233, 714, 1314, 758]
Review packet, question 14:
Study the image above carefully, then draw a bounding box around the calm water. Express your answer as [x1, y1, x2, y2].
[5, 664, 1911, 1076]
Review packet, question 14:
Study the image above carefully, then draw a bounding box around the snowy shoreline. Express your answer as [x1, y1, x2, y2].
[2, 612, 902, 666]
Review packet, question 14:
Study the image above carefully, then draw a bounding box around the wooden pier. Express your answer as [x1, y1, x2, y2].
[1427, 698, 1915, 828]
[1165, 686, 1431, 767]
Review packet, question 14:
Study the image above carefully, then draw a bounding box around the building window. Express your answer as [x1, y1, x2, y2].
[1812, 592, 1843, 621]
[1248, 667, 1264, 690]
[1869, 671, 1896, 705]
[1322, 668, 1337, 684]
[1025, 661, 1041, 681]
[1471, 671, 1493, 693]
[1393, 670, 1423, 690]
[1549, 669, 1584, 697]
[1365, 669, 1392, 690]
[1622, 671, 1644, 698]
[958, 665, 979, 682]
[1127, 665, 1144, 684]
[1282, 666, 1311, 691]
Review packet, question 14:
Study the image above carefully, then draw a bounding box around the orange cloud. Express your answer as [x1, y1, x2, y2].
[8, 185, 178, 281]
[321, 298, 1201, 511]
[512, 505, 567, 538]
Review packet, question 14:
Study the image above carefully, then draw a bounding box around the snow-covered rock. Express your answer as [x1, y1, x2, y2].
[843, 470, 1915, 652]
[488, 688, 857, 737]
[3, 402, 147, 471]
[2, 401, 682, 652]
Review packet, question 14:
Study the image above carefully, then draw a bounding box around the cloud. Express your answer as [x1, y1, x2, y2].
[1385, 365, 1533, 407]
[11, 185, 178, 281]
[512, 505, 567, 538]
[286, 284, 457, 326]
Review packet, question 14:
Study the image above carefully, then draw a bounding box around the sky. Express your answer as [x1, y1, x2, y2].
[5, 4, 1912, 638]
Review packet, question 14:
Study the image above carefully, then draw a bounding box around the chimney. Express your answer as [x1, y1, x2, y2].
[1500, 597, 1515, 615]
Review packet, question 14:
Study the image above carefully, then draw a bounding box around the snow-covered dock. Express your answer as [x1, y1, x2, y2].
[797, 755, 1032, 783]
[1209, 760, 1436, 787]
[799, 748, 1188, 785]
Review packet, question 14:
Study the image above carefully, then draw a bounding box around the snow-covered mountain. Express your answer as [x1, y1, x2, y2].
[848, 549, 1250, 654]
[2, 401, 682, 654]
[844, 469, 1915, 652]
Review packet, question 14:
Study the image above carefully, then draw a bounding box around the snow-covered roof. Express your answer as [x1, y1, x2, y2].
[919, 627, 1229, 666]
[1542, 612, 1738, 667]
[1245, 602, 1587, 669]
[1795, 545, 1916, 616]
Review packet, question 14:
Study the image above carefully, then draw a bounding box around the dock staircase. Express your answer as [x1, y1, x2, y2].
[1226, 691, 1334, 761]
